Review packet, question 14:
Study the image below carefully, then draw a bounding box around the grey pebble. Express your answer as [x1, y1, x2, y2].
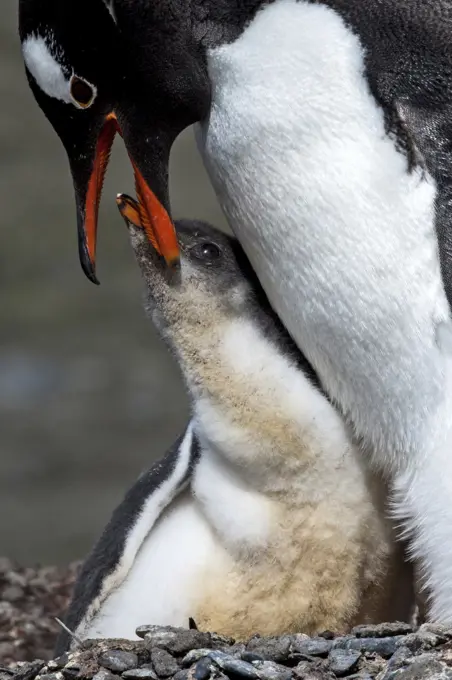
[394, 658, 452, 680]
[252, 660, 292, 680]
[328, 650, 361, 677]
[1, 585, 24, 602]
[0, 674, 12, 680]
[99, 651, 139, 673]
[333, 636, 402, 659]
[379, 672, 401, 680]
[291, 638, 332, 658]
[182, 650, 213, 667]
[384, 645, 412, 672]
[418, 624, 452, 639]
[151, 648, 180, 677]
[36, 674, 64, 680]
[143, 627, 213, 655]
[319, 632, 335, 641]
[351, 623, 412, 639]
[228, 645, 247, 659]
[122, 669, 158, 680]
[242, 652, 265, 663]
[137, 626, 162, 639]
[92, 670, 117, 680]
[293, 660, 335, 680]
[173, 671, 190, 680]
[208, 651, 260, 679]
[400, 631, 445, 653]
[246, 637, 292, 663]
[61, 668, 80, 680]
[211, 634, 236, 648]
[13, 662, 45, 680]
[189, 658, 215, 680]
[51, 657, 69, 670]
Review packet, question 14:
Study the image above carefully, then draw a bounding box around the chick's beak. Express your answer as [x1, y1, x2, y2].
[78, 113, 180, 284]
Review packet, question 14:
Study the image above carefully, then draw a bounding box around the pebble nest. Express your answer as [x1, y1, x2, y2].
[1, 559, 451, 680]
[5, 623, 452, 680]
[0, 558, 79, 664]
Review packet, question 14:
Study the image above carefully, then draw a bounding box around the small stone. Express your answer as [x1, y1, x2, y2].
[182, 651, 213, 667]
[92, 670, 117, 680]
[291, 638, 332, 657]
[99, 651, 139, 673]
[328, 649, 361, 676]
[15, 662, 46, 680]
[137, 626, 163, 639]
[395, 658, 452, 680]
[151, 648, 180, 677]
[45, 664, 59, 673]
[351, 623, 413, 639]
[333, 636, 401, 659]
[52, 656, 69, 670]
[2, 585, 24, 602]
[36, 674, 64, 680]
[252, 660, 292, 680]
[208, 651, 259, 679]
[7, 571, 27, 588]
[0, 673, 12, 680]
[246, 637, 292, 663]
[385, 646, 412, 671]
[122, 670, 158, 680]
[211, 634, 236, 648]
[319, 632, 335, 641]
[241, 652, 264, 663]
[419, 624, 452, 639]
[143, 627, 213, 656]
[173, 672, 190, 680]
[293, 661, 334, 680]
[189, 658, 215, 680]
[400, 631, 445, 653]
[228, 644, 247, 659]
[61, 668, 80, 680]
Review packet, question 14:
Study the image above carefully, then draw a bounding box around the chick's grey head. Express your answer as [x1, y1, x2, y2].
[118, 196, 261, 341]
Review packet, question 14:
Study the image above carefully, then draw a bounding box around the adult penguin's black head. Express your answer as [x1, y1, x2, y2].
[19, 0, 211, 282]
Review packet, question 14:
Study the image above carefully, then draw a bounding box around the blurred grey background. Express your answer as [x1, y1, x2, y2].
[1, 1, 227, 565]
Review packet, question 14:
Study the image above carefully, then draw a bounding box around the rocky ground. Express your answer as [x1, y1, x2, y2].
[0, 559, 79, 664]
[5, 622, 452, 680]
[1, 559, 452, 680]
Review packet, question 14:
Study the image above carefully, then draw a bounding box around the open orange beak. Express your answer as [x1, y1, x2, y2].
[79, 112, 180, 283]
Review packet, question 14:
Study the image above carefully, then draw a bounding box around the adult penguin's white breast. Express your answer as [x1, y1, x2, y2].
[196, 0, 445, 450]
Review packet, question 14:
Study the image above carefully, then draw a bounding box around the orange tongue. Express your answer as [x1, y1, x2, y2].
[116, 194, 143, 228]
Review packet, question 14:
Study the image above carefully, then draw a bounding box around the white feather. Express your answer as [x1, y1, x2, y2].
[22, 34, 72, 104]
[196, 0, 452, 619]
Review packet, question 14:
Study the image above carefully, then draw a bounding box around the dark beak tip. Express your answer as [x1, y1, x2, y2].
[78, 229, 100, 285]
[79, 246, 100, 285]
[82, 261, 100, 285]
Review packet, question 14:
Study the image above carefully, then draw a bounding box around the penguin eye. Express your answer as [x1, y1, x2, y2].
[190, 241, 222, 264]
[70, 75, 96, 108]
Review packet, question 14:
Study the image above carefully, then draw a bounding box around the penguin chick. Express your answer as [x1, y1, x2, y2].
[59, 200, 413, 650]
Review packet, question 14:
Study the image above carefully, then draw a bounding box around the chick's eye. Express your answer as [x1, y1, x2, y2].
[70, 75, 96, 108]
[191, 242, 222, 263]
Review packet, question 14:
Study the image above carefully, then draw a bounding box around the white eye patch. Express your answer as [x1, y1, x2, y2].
[22, 34, 97, 109]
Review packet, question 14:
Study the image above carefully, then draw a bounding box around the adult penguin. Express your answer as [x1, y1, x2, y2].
[18, 0, 452, 621]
